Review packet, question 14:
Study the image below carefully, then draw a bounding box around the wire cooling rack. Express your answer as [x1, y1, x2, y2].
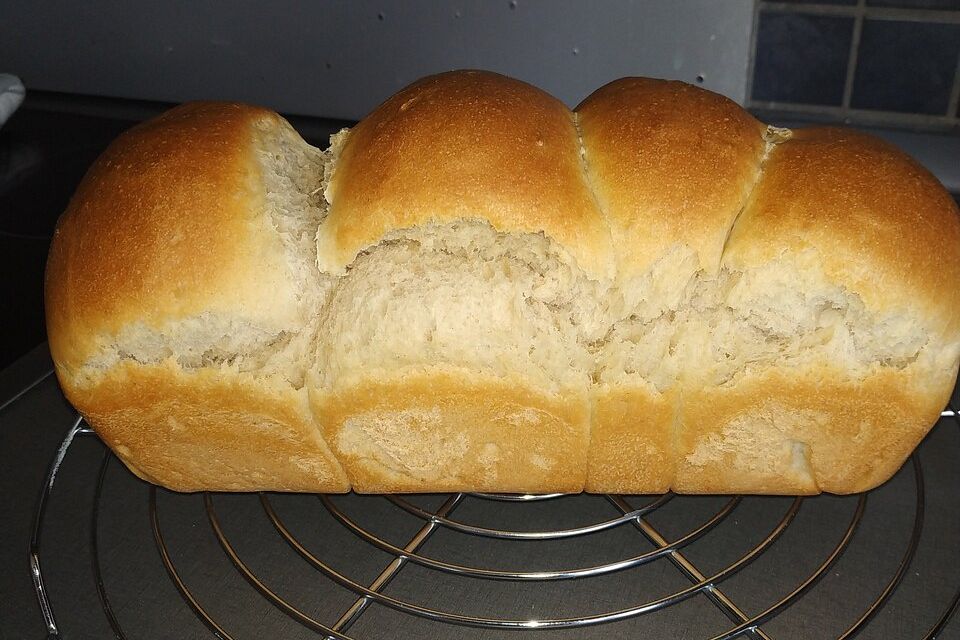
[30, 408, 960, 639]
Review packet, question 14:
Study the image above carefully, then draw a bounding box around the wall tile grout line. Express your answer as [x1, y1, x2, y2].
[841, 0, 866, 110]
[749, 101, 959, 129]
[745, 0, 763, 105]
[947, 51, 960, 119]
[760, 2, 960, 25]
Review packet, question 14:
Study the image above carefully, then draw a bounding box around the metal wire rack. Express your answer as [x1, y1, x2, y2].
[31, 407, 960, 639]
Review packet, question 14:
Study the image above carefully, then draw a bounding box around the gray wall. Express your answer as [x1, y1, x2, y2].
[1, 1, 754, 118]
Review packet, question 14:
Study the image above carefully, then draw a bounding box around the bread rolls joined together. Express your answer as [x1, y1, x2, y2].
[45, 71, 960, 495]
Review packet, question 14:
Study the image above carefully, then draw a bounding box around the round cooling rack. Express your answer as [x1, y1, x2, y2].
[30, 408, 960, 639]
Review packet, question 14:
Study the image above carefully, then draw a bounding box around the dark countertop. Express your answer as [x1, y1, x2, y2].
[2, 344, 959, 639]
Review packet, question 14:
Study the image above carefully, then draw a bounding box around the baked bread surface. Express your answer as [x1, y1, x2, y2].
[45, 71, 960, 494]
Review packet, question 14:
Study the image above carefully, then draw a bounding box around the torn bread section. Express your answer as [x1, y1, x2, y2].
[310, 71, 613, 493]
[575, 78, 769, 493]
[314, 221, 611, 393]
[675, 127, 960, 494]
[308, 221, 606, 493]
[46, 102, 350, 492]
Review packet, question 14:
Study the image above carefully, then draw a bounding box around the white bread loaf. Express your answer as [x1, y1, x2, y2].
[45, 71, 960, 494]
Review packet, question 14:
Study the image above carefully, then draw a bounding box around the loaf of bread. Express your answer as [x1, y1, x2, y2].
[45, 71, 960, 495]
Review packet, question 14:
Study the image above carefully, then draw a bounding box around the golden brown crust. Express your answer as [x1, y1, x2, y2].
[576, 77, 767, 279]
[63, 361, 349, 492]
[586, 384, 676, 494]
[43, 74, 960, 496]
[45, 102, 300, 375]
[675, 363, 954, 494]
[311, 368, 589, 493]
[724, 127, 960, 337]
[321, 70, 614, 279]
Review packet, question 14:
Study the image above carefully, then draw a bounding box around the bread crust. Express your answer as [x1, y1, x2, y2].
[67, 361, 349, 492]
[311, 367, 589, 493]
[586, 384, 676, 494]
[676, 362, 956, 494]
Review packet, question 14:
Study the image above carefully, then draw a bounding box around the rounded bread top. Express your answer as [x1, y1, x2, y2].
[45, 102, 302, 374]
[724, 127, 960, 338]
[320, 70, 614, 279]
[576, 77, 768, 279]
